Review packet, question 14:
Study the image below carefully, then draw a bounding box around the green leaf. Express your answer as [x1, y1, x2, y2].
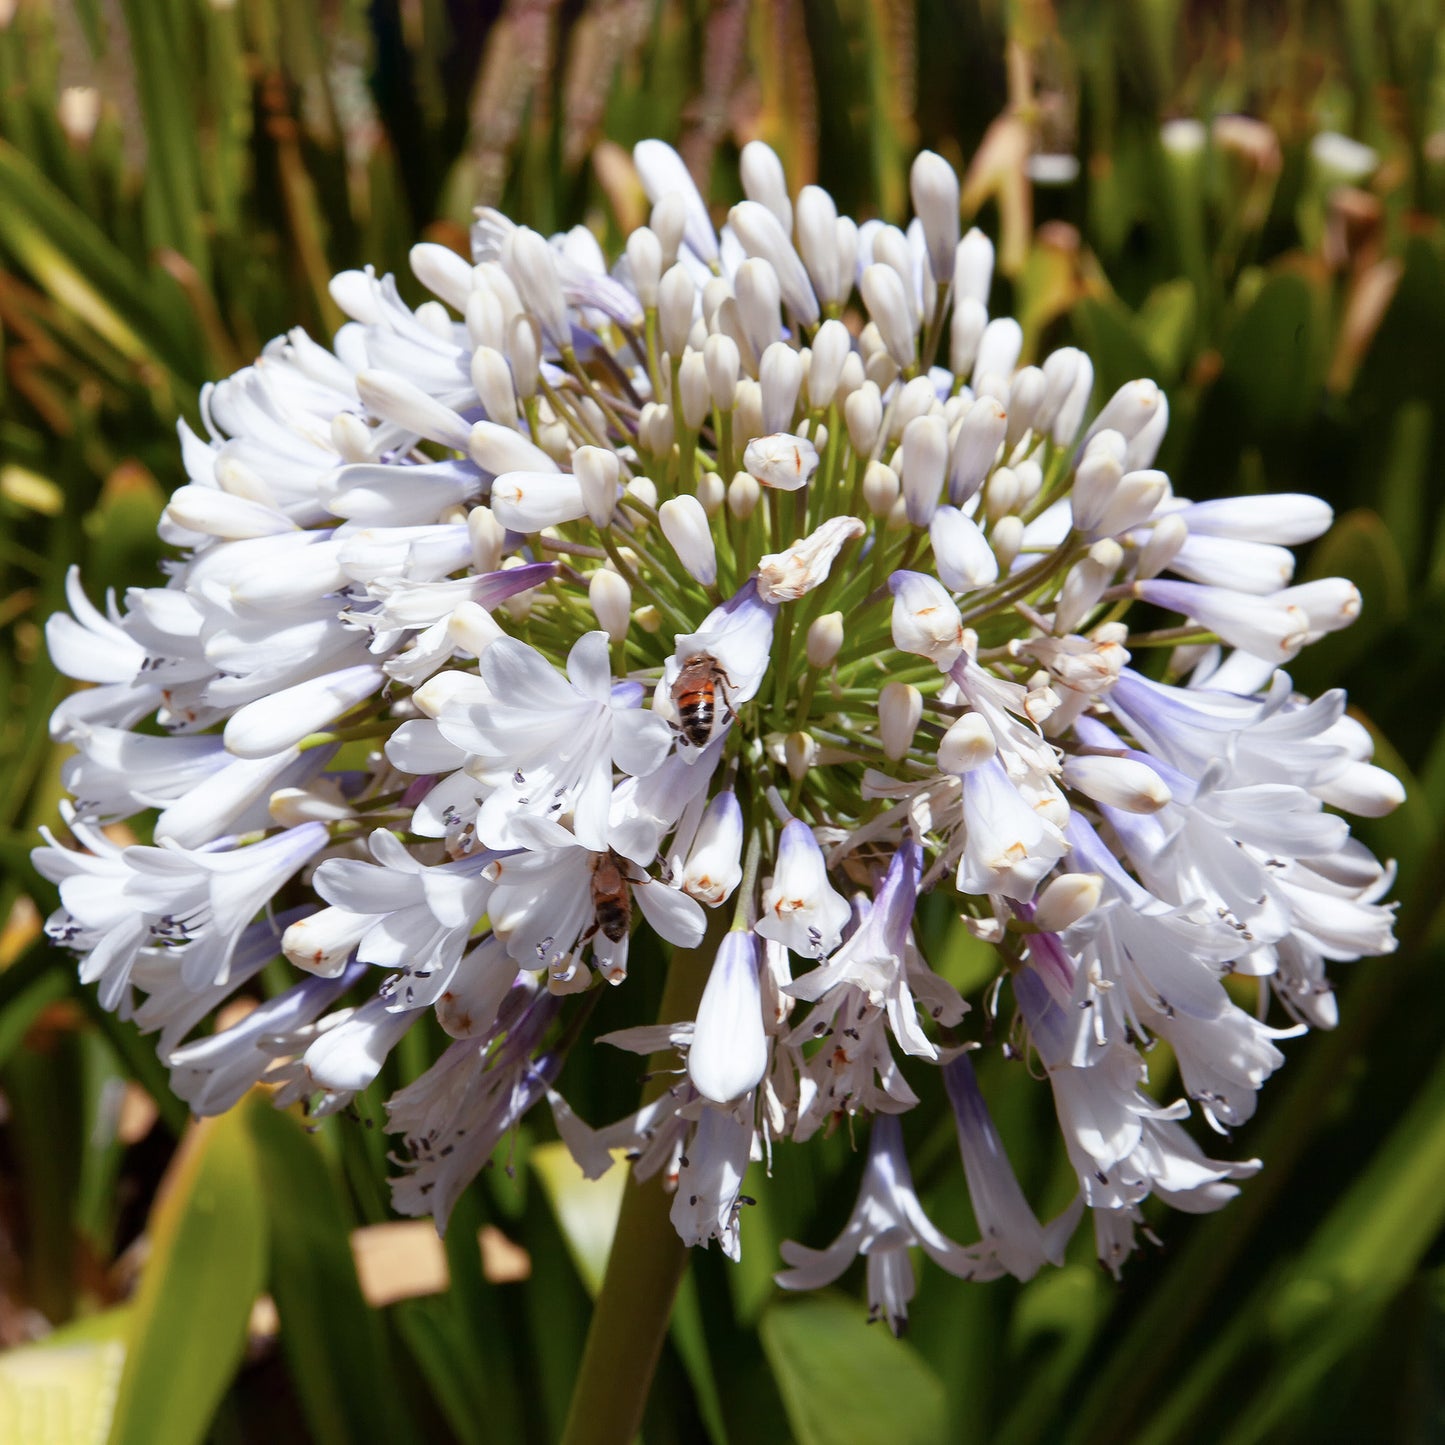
[247, 1101, 418, 1445]
[760, 1294, 948, 1445]
[106, 1101, 267, 1445]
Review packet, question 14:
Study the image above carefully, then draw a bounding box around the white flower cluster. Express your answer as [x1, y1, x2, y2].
[35, 138, 1400, 1331]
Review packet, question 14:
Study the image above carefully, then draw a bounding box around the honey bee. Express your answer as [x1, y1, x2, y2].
[671, 652, 734, 748]
[587, 850, 633, 944]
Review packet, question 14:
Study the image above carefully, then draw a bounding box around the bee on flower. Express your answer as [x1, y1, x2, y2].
[35, 136, 1399, 1333]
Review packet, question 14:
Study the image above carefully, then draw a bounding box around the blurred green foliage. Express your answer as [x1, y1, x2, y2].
[3, 0, 1445, 1442]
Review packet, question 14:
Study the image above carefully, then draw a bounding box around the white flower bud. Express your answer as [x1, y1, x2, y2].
[1312, 761, 1405, 817]
[688, 931, 767, 1104]
[910, 149, 961, 285]
[1005, 366, 1046, 448]
[704, 332, 741, 411]
[834, 216, 859, 296]
[283, 907, 372, 978]
[490, 471, 587, 531]
[740, 140, 792, 229]
[948, 395, 1007, 504]
[1125, 391, 1170, 470]
[807, 612, 845, 667]
[1085, 379, 1162, 448]
[730, 199, 819, 326]
[641, 401, 675, 455]
[634, 604, 662, 633]
[448, 599, 505, 657]
[1096, 469, 1170, 537]
[760, 342, 803, 434]
[889, 570, 966, 669]
[1033, 347, 1081, 438]
[330, 410, 374, 463]
[862, 459, 900, 517]
[796, 184, 841, 305]
[589, 568, 632, 641]
[1133, 578, 1311, 661]
[471, 421, 554, 479]
[864, 346, 900, 393]
[468, 505, 505, 572]
[930, 506, 998, 590]
[973, 316, 1023, 396]
[626, 226, 664, 308]
[1052, 350, 1095, 446]
[702, 276, 732, 331]
[1013, 458, 1043, 509]
[892, 375, 937, 438]
[900, 413, 949, 525]
[879, 681, 923, 759]
[1070, 429, 1127, 532]
[735, 258, 783, 361]
[659, 263, 697, 357]
[835, 349, 866, 403]
[991, 514, 1024, 571]
[844, 382, 883, 458]
[1033, 872, 1103, 932]
[1180, 493, 1333, 545]
[1055, 539, 1123, 633]
[984, 465, 1020, 523]
[938, 712, 996, 774]
[1274, 577, 1362, 634]
[955, 227, 994, 305]
[808, 319, 852, 411]
[784, 730, 818, 780]
[860, 263, 917, 369]
[1310, 130, 1379, 185]
[571, 445, 620, 529]
[734, 378, 763, 444]
[744, 433, 819, 491]
[267, 783, 354, 830]
[470, 345, 519, 429]
[224, 664, 385, 759]
[659, 495, 717, 584]
[356, 370, 472, 450]
[679, 350, 712, 430]
[681, 791, 745, 906]
[950, 296, 988, 379]
[410, 241, 474, 311]
[1126, 517, 1186, 586]
[502, 227, 569, 346]
[1063, 754, 1172, 813]
[650, 191, 687, 267]
[696, 471, 726, 517]
[728, 470, 761, 520]
[506, 313, 541, 399]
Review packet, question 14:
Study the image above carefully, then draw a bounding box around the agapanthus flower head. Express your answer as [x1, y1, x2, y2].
[36, 139, 1398, 1330]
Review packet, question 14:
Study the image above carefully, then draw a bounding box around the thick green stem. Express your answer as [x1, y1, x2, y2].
[557, 911, 729, 1445]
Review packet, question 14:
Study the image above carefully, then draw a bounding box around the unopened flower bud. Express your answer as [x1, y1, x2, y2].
[948, 395, 1007, 505]
[696, 471, 725, 517]
[283, 908, 371, 978]
[1005, 366, 1046, 448]
[681, 790, 745, 906]
[955, 227, 994, 305]
[471, 345, 519, 428]
[860, 263, 917, 369]
[863, 460, 900, 517]
[984, 466, 1020, 523]
[1137, 513, 1189, 578]
[991, 514, 1024, 571]
[845, 381, 884, 456]
[911, 149, 961, 285]
[506, 314, 541, 399]
[356, 370, 472, 451]
[627, 226, 664, 308]
[728, 470, 760, 520]
[468, 505, 505, 573]
[650, 192, 687, 268]
[1125, 392, 1170, 470]
[807, 612, 845, 668]
[744, 433, 819, 491]
[640, 401, 675, 455]
[571, 445, 620, 528]
[938, 712, 995, 773]
[740, 140, 793, 230]
[634, 604, 661, 633]
[448, 599, 506, 657]
[972, 317, 1023, 396]
[1033, 872, 1103, 932]
[1070, 429, 1127, 532]
[1063, 754, 1172, 813]
[760, 342, 803, 435]
[734, 378, 763, 445]
[678, 351, 712, 430]
[893, 375, 938, 438]
[901, 413, 949, 525]
[330, 410, 374, 463]
[879, 682, 923, 759]
[950, 296, 987, 379]
[836, 350, 865, 402]
[1097, 469, 1170, 538]
[625, 475, 658, 511]
[688, 930, 767, 1103]
[659, 264, 697, 357]
[1085, 379, 1162, 448]
[503, 227, 569, 347]
[704, 332, 741, 411]
[930, 506, 998, 590]
[659, 495, 716, 584]
[589, 568, 632, 641]
[808, 319, 852, 411]
[1055, 539, 1123, 634]
[730, 200, 818, 326]
[784, 730, 818, 780]
[889, 570, 967, 669]
[736, 258, 783, 361]
[796, 184, 841, 305]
